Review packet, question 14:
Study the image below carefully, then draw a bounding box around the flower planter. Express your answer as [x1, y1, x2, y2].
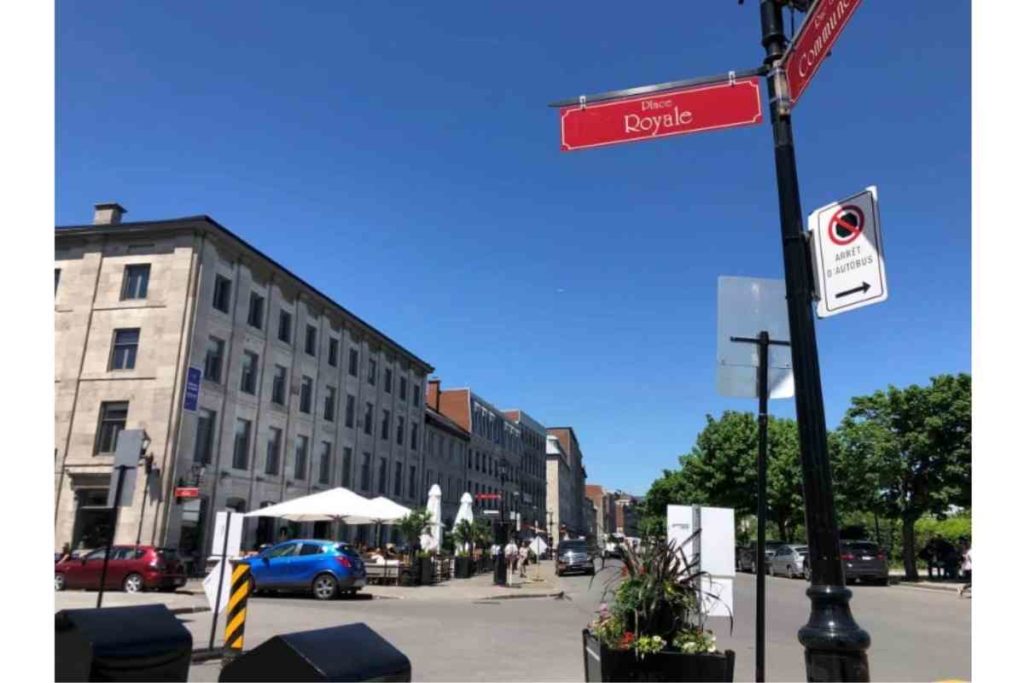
[418, 556, 435, 585]
[455, 556, 474, 579]
[582, 630, 735, 682]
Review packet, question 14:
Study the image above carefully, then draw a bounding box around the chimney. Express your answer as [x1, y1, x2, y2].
[427, 378, 442, 411]
[93, 203, 127, 225]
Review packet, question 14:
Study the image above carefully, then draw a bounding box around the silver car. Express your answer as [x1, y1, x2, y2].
[769, 544, 808, 578]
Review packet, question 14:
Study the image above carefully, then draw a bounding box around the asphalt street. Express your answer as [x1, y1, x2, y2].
[184, 561, 970, 682]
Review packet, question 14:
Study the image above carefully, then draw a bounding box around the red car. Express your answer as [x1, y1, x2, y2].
[55, 545, 187, 593]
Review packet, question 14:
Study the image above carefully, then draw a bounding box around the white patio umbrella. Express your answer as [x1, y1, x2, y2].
[421, 484, 443, 552]
[453, 492, 474, 552]
[342, 497, 412, 526]
[242, 487, 373, 523]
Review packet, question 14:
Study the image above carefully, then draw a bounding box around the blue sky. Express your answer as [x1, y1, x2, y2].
[56, 1, 970, 496]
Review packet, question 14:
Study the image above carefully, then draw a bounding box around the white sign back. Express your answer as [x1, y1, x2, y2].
[810, 187, 888, 317]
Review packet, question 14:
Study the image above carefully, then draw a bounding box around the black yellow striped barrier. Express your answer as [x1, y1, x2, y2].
[224, 562, 251, 654]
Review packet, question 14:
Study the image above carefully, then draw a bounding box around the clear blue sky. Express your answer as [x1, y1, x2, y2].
[56, 1, 970, 496]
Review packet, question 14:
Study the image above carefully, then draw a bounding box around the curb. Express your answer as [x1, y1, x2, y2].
[171, 605, 211, 615]
[190, 647, 223, 663]
[891, 581, 961, 593]
[481, 591, 564, 601]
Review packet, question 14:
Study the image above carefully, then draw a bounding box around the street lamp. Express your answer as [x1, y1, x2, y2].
[493, 459, 509, 586]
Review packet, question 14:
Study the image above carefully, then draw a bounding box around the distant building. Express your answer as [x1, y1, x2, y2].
[423, 406, 471, 529]
[502, 410, 547, 536]
[547, 427, 587, 537]
[55, 204, 433, 563]
[546, 435, 572, 544]
[585, 484, 609, 541]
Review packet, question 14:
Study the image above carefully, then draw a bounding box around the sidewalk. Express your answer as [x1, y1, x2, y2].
[54, 561, 564, 613]
[888, 570, 968, 593]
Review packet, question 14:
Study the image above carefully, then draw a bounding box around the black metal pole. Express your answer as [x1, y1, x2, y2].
[96, 465, 126, 608]
[208, 511, 232, 649]
[756, 330, 769, 683]
[758, 1, 871, 680]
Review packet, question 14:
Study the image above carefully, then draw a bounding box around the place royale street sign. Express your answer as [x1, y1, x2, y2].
[810, 187, 887, 318]
[551, 1, 873, 681]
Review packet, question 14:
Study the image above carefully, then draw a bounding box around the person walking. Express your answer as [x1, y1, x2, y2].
[959, 539, 972, 597]
[518, 542, 529, 578]
[505, 539, 518, 578]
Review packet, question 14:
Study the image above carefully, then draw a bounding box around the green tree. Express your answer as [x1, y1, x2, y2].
[640, 411, 804, 542]
[832, 374, 971, 579]
[395, 508, 432, 559]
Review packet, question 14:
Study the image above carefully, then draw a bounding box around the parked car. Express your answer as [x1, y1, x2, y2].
[769, 544, 809, 578]
[556, 539, 595, 576]
[833, 540, 889, 585]
[239, 539, 367, 600]
[55, 545, 186, 593]
[737, 540, 785, 572]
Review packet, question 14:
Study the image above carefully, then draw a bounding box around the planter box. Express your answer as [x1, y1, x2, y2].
[418, 556, 435, 585]
[582, 630, 734, 682]
[455, 556, 474, 579]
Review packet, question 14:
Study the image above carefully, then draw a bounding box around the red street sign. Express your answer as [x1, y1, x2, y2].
[175, 486, 200, 499]
[559, 76, 763, 152]
[827, 205, 864, 246]
[782, 0, 864, 107]
[475, 493, 502, 501]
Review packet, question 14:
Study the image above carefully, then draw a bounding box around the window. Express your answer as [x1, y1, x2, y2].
[344, 394, 355, 428]
[240, 351, 259, 394]
[294, 435, 309, 479]
[266, 427, 282, 475]
[348, 348, 359, 376]
[377, 459, 388, 495]
[323, 387, 336, 422]
[248, 293, 265, 329]
[204, 337, 225, 384]
[232, 418, 252, 469]
[110, 328, 139, 370]
[318, 442, 332, 484]
[305, 324, 317, 356]
[341, 447, 353, 487]
[396, 416, 405, 445]
[299, 376, 313, 414]
[194, 409, 216, 464]
[267, 542, 299, 559]
[394, 462, 403, 497]
[212, 275, 232, 314]
[413, 384, 420, 407]
[384, 368, 393, 393]
[363, 403, 373, 435]
[360, 452, 372, 490]
[328, 338, 339, 367]
[95, 401, 128, 454]
[381, 409, 390, 440]
[278, 310, 292, 344]
[399, 377, 407, 401]
[411, 423, 418, 451]
[271, 365, 287, 405]
[120, 264, 150, 300]
[299, 543, 322, 556]
[408, 465, 417, 500]
[55, 268, 61, 294]
[367, 358, 377, 385]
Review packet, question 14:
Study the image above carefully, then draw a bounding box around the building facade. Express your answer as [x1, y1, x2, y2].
[502, 409, 547, 536]
[55, 205, 433, 564]
[585, 484, 608, 542]
[546, 427, 587, 537]
[545, 434, 572, 544]
[423, 406, 471, 528]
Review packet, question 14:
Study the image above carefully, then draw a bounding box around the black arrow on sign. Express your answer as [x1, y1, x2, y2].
[836, 282, 870, 299]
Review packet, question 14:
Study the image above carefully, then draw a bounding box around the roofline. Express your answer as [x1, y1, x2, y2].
[55, 216, 434, 373]
[425, 406, 471, 440]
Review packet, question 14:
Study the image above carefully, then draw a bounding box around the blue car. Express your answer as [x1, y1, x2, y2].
[240, 539, 367, 600]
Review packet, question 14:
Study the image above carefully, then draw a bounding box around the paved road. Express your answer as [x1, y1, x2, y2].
[183, 561, 969, 681]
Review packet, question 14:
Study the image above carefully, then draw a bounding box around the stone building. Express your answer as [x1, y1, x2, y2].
[55, 204, 433, 564]
[545, 434, 572, 544]
[547, 427, 587, 537]
[501, 409, 547, 536]
[423, 406, 471, 529]
[585, 484, 608, 542]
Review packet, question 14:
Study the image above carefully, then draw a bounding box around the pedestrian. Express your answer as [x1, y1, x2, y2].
[939, 539, 961, 580]
[518, 542, 529, 578]
[959, 539, 972, 597]
[505, 538, 518, 576]
[918, 539, 938, 579]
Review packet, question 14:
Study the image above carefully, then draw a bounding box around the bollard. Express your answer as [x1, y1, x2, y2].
[222, 562, 251, 664]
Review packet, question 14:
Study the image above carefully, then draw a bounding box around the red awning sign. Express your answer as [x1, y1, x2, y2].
[559, 76, 763, 151]
[175, 486, 200, 499]
[782, 0, 864, 107]
[827, 205, 865, 246]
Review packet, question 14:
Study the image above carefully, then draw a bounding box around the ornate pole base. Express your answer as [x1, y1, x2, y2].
[798, 585, 871, 682]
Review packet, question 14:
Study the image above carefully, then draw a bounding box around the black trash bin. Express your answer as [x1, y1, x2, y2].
[219, 622, 411, 682]
[55, 604, 193, 682]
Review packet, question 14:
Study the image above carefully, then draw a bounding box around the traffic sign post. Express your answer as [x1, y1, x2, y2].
[810, 187, 887, 318]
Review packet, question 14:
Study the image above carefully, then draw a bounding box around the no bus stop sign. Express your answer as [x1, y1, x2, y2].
[809, 186, 888, 318]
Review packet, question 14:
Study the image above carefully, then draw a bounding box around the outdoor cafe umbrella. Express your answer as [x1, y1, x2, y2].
[422, 484, 443, 552]
[242, 487, 373, 523]
[453, 492, 474, 553]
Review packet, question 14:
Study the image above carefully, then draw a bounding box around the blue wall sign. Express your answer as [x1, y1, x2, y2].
[184, 366, 202, 412]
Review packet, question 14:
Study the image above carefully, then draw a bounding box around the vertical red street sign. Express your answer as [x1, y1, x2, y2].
[782, 0, 864, 107]
[559, 76, 763, 152]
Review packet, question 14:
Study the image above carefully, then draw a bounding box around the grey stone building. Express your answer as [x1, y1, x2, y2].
[423, 406, 471, 529]
[502, 409, 547, 536]
[55, 204, 433, 565]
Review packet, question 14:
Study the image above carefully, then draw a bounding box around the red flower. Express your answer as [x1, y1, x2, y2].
[620, 631, 635, 647]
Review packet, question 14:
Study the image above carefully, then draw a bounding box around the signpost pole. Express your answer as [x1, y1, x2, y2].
[758, 1, 870, 680]
[208, 511, 232, 650]
[96, 465, 127, 609]
[755, 331, 769, 683]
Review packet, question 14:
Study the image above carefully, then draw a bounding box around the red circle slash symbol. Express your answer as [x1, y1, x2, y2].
[828, 205, 864, 246]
